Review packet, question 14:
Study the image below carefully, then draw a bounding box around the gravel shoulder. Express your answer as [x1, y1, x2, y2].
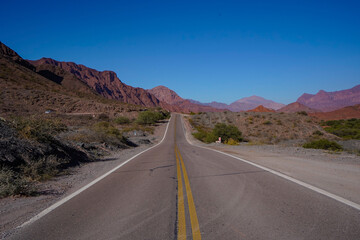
[0, 120, 169, 239]
[182, 115, 360, 205]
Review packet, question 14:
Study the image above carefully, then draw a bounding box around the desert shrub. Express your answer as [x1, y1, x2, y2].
[263, 120, 272, 125]
[0, 168, 34, 198]
[312, 130, 324, 136]
[303, 139, 343, 151]
[225, 138, 239, 145]
[192, 127, 217, 143]
[93, 122, 123, 140]
[136, 110, 168, 125]
[90, 121, 136, 146]
[297, 111, 308, 116]
[114, 116, 131, 124]
[97, 113, 109, 120]
[12, 117, 67, 143]
[322, 119, 360, 140]
[21, 156, 61, 181]
[212, 123, 242, 142]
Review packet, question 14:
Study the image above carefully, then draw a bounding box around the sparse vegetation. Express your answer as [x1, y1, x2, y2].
[0, 167, 34, 198]
[321, 118, 360, 140]
[188, 111, 336, 144]
[303, 139, 343, 151]
[12, 117, 67, 143]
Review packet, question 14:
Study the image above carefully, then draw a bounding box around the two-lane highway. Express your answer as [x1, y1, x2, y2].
[9, 114, 360, 239]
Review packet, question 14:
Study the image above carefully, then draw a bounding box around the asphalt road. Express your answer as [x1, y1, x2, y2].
[9, 114, 360, 240]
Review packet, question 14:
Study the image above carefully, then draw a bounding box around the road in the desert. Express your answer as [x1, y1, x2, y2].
[9, 114, 360, 240]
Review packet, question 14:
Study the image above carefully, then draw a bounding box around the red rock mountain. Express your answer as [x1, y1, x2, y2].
[147, 86, 184, 105]
[297, 85, 360, 112]
[309, 104, 360, 121]
[247, 105, 275, 112]
[147, 86, 224, 113]
[29, 58, 171, 110]
[277, 102, 319, 113]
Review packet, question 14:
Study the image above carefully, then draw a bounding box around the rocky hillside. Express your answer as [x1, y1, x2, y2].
[29, 58, 169, 109]
[148, 85, 224, 113]
[297, 85, 360, 112]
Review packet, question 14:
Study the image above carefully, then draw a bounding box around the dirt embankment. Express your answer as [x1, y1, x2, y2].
[0, 119, 169, 238]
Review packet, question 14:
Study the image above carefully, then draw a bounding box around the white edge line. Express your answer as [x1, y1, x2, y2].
[19, 116, 172, 228]
[180, 115, 360, 211]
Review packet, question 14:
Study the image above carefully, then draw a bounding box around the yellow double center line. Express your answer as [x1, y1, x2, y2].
[174, 118, 201, 240]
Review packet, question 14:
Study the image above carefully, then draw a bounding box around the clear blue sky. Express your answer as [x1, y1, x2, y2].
[1, 0, 359, 104]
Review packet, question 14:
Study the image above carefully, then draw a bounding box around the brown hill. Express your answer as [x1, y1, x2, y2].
[297, 85, 360, 112]
[247, 105, 275, 112]
[29, 58, 169, 110]
[277, 102, 319, 113]
[147, 85, 223, 113]
[309, 104, 360, 121]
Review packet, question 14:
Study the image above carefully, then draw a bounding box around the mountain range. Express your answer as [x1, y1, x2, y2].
[1, 41, 360, 116]
[190, 96, 285, 112]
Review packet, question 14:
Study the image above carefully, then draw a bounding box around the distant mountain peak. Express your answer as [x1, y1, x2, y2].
[230, 96, 285, 111]
[297, 84, 360, 112]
